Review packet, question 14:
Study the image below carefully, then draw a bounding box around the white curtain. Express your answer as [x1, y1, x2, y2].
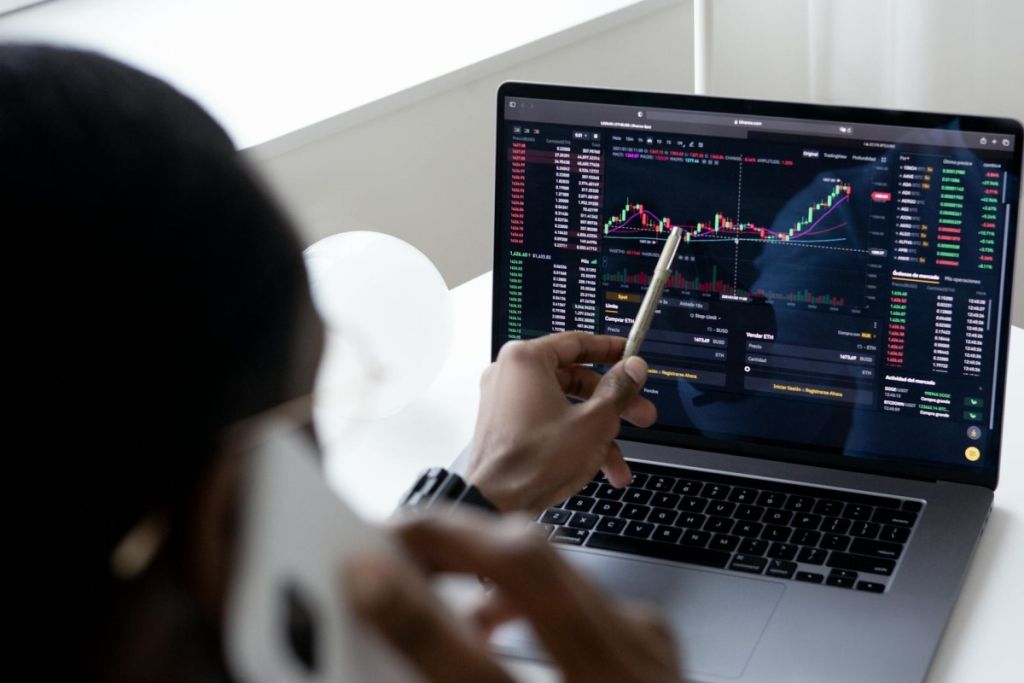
[708, 0, 1024, 121]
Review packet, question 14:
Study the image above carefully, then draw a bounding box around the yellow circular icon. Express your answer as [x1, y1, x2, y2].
[964, 446, 981, 462]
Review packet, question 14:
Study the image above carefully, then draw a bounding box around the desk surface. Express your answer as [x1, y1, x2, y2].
[318, 271, 1023, 682]
[0, 0, 668, 149]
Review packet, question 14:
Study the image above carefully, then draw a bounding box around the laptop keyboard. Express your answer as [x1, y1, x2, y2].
[536, 461, 923, 593]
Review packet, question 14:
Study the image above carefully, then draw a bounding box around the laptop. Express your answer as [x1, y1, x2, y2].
[486, 82, 1021, 682]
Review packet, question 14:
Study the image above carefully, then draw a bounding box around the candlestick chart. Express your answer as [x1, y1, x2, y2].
[600, 175, 872, 310]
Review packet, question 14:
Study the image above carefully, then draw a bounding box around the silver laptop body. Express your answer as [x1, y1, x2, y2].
[484, 82, 1021, 683]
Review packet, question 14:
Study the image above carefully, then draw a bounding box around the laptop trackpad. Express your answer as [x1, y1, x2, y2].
[492, 550, 785, 679]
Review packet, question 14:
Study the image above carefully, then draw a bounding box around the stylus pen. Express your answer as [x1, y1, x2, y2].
[623, 226, 683, 358]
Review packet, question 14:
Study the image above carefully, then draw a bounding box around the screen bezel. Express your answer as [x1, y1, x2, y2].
[492, 81, 1022, 491]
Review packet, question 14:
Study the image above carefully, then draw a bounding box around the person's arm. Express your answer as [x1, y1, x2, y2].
[345, 513, 682, 683]
[463, 331, 656, 513]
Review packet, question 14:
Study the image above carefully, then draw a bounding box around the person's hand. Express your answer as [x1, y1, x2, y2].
[345, 514, 682, 683]
[464, 332, 657, 512]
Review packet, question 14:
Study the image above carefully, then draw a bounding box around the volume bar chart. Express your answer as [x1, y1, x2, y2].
[604, 265, 847, 306]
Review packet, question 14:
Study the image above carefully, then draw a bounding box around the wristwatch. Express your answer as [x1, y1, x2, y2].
[398, 467, 499, 513]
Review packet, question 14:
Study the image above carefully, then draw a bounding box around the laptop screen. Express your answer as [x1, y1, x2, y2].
[493, 84, 1021, 485]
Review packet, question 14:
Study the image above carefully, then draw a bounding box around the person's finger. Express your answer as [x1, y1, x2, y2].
[555, 364, 603, 398]
[579, 356, 649, 429]
[344, 552, 513, 683]
[470, 588, 521, 636]
[557, 365, 658, 427]
[525, 331, 627, 369]
[601, 440, 633, 488]
[394, 515, 617, 666]
[622, 394, 658, 427]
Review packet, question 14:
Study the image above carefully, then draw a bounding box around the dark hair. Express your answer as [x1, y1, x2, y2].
[4, 44, 313, 659]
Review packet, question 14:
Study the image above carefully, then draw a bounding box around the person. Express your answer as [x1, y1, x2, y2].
[7, 45, 682, 682]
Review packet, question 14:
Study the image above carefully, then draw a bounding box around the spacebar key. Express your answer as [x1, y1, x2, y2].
[586, 532, 730, 568]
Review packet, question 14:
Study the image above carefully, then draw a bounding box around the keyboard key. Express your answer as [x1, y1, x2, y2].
[651, 492, 680, 508]
[785, 496, 814, 512]
[534, 522, 555, 538]
[628, 473, 649, 488]
[649, 508, 679, 526]
[757, 491, 787, 508]
[820, 534, 850, 551]
[702, 483, 731, 500]
[827, 572, 856, 589]
[652, 525, 682, 544]
[551, 527, 589, 545]
[707, 501, 736, 517]
[764, 509, 793, 526]
[791, 530, 821, 546]
[622, 488, 653, 505]
[814, 499, 844, 516]
[579, 482, 599, 497]
[730, 554, 767, 574]
[728, 487, 760, 504]
[624, 521, 655, 539]
[566, 496, 596, 512]
[880, 525, 910, 544]
[793, 513, 822, 530]
[856, 581, 886, 593]
[676, 513, 707, 528]
[849, 538, 903, 560]
[597, 517, 627, 534]
[594, 500, 623, 517]
[827, 552, 896, 576]
[821, 517, 851, 534]
[795, 571, 825, 584]
[679, 529, 712, 547]
[872, 508, 918, 527]
[710, 534, 740, 552]
[739, 538, 770, 555]
[767, 543, 798, 561]
[797, 547, 827, 565]
[765, 559, 797, 579]
[678, 496, 708, 513]
[902, 500, 924, 513]
[595, 485, 625, 501]
[586, 532, 730, 568]
[761, 525, 791, 542]
[622, 504, 651, 521]
[568, 513, 599, 530]
[705, 517, 734, 534]
[735, 504, 765, 522]
[734, 521, 764, 538]
[540, 508, 570, 525]
[843, 504, 874, 520]
[850, 522, 881, 539]
[647, 476, 676, 492]
[674, 479, 703, 495]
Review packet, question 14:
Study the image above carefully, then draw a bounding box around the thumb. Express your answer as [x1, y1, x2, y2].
[585, 355, 649, 421]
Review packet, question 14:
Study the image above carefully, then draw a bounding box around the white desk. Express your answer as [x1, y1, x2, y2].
[317, 271, 1024, 682]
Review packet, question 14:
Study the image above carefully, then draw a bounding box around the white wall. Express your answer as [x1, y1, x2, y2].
[250, 2, 695, 288]
[708, 0, 1024, 326]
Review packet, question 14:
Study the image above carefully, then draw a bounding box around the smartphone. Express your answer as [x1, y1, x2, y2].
[224, 415, 420, 683]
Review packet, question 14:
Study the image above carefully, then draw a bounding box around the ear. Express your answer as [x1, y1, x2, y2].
[188, 445, 247, 624]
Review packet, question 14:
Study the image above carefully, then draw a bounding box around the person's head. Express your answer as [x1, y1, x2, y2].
[5, 44, 322, 673]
